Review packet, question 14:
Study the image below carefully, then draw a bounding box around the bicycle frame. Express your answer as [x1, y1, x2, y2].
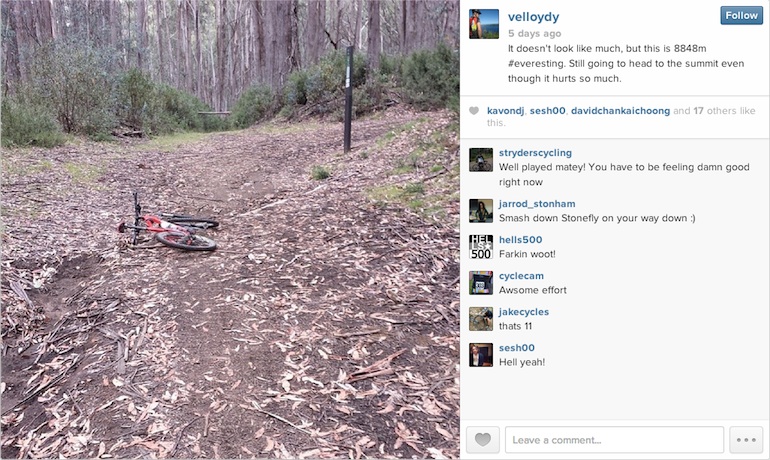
[118, 191, 218, 251]
[134, 215, 189, 234]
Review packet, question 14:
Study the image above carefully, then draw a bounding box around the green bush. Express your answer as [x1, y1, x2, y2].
[27, 38, 117, 136]
[231, 84, 275, 128]
[279, 46, 460, 117]
[310, 165, 330, 180]
[379, 54, 403, 77]
[400, 43, 459, 110]
[144, 83, 226, 134]
[116, 68, 154, 130]
[404, 182, 425, 195]
[1, 99, 67, 148]
[283, 70, 310, 107]
[153, 84, 202, 131]
[353, 71, 394, 115]
[282, 50, 368, 117]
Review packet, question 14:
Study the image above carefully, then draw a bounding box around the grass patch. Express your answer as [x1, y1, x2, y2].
[366, 182, 447, 220]
[389, 165, 414, 175]
[374, 119, 427, 149]
[311, 165, 330, 180]
[404, 182, 424, 195]
[376, 131, 397, 149]
[367, 182, 424, 202]
[36, 160, 54, 171]
[407, 199, 424, 210]
[254, 121, 324, 136]
[390, 149, 424, 175]
[139, 132, 210, 152]
[2, 158, 56, 178]
[64, 162, 102, 183]
[367, 185, 403, 202]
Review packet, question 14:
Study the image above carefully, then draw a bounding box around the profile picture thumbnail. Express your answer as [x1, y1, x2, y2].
[470, 148, 493, 172]
[470, 270, 493, 295]
[470, 307, 493, 331]
[469, 234, 493, 259]
[469, 9, 499, 39]
[469, 343, 493, 367]
[469, 199, 493, 223]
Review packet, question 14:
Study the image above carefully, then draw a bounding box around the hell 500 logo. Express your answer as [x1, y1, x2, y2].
[469, 235, 493, 259]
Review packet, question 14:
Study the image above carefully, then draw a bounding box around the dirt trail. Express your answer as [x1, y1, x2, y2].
[1, 108, 460, 459]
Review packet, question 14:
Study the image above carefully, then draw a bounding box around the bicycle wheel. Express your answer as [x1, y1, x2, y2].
[165, 217, 219, 230]
[156, 232, 217, 251]
[481, 163, 492, 171]
[470, 163, 480, 171]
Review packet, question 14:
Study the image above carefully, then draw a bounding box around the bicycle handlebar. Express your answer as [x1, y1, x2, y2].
[132, 190, 141, 218]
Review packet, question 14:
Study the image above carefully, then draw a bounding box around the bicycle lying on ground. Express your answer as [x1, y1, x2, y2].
[118, 191, 219, 251]
[470, 160, 492, 171]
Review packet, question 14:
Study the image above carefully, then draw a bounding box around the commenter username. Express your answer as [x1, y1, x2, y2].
[527, 106, 671, 116]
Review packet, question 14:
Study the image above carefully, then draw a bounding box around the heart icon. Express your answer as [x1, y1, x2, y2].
[469, 106, 479, 115]
[475, 432, 491, 447]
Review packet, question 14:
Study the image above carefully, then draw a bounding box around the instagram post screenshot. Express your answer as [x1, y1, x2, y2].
[0, 1, 768, 459]
[461, 0, 769, 459]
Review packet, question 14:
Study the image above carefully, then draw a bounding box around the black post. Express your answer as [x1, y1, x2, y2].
[343, 46, 354, 153]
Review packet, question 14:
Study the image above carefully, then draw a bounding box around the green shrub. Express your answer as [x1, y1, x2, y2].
[400, 43, 459, 110]
[379, 54, 403, 77]
[1, 100, 67, 148]
[154, 84, 203, 131]
[353, 72, 394, 115]
[231, 84, 275, 128]
[116, 68, 154, 130]
[404, 182, 425, 195]
[282, 50, 368, 117]
[283, 70, 310, 107]
[144, 84, 226, 134]
[310, 165, 330, 180]
[27, 38, 117, 137]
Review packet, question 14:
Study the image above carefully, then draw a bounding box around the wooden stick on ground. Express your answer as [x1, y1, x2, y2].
[333, 329, 381, 338]
[170, 417, 202, 457]
[246, 399, 312, 435]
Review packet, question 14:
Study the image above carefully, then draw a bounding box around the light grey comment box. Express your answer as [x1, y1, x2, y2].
[505, 426, 724, 454]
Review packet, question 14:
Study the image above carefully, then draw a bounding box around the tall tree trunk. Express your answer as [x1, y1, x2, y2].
[367, 0, 381, 72]
[11, 1, 28, 82]
[353, 0, 363, 49]
[176, 0, 186, 88]
[109, 1, 120, 50]
[441, 0, 459, 48]
[154, 0, 165, 81]
[305, 0, 326, 66]
[324, 0, 342, 50]
[35, 0, 54, 43]
[252, 1, 266, 88]
[402, 0, 428, 53]
[83, 0, 91, 40]
[164, 0, 175, 84]
[194, 0, 202, 99]
[185, 0, 193, 91]
[136, 0, 147, 69]
[259, 0, 299, 91]
[216, 0, 228, 110]
[2, 2, 21, 94]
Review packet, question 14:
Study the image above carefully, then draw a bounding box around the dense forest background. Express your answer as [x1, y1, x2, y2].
[1, 0, 460, 146]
